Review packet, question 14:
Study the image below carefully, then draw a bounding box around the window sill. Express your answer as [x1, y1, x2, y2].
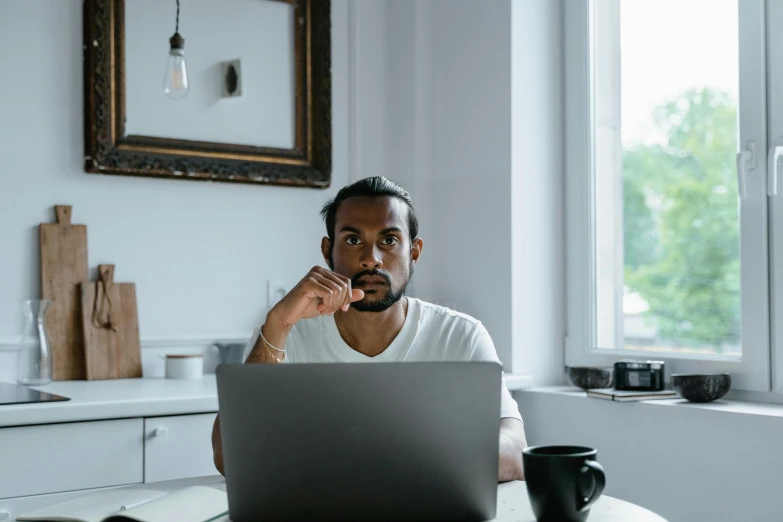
[519, 385, 783, 419]
[504, 373, 533, 391]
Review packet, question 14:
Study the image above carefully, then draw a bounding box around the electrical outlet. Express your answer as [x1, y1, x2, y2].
[267, 280, 289, 308]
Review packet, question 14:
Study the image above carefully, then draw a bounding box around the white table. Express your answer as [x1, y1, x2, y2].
[101, 475, 668, 522]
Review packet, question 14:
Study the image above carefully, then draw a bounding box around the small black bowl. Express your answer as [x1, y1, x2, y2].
[567, 366, 614, 390]
[672, 373, 731, 403]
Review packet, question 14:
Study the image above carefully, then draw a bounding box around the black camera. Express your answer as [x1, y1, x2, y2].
[614, 360, 664, 391]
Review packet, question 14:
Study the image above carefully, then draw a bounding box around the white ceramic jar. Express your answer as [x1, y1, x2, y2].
[164, 354, 204, 379]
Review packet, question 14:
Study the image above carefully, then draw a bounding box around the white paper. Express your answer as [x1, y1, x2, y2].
[16, 489, 167, 522]
[110, 486, 228, 522]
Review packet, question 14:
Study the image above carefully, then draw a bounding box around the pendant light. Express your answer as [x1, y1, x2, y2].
[163, 0, 189, 100]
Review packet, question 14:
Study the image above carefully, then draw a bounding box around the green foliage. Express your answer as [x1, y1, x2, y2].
[622, 88, 740, 351]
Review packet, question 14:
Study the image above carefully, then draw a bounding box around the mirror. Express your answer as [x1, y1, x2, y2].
[83, 0, 331, 188]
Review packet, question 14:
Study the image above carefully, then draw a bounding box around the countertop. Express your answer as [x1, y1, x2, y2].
[0, 369, 534, 429]
[0, 376, 218, 427]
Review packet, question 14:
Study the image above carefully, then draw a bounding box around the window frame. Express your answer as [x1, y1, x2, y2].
[564, 0, 771, 392]
[767, 0, 783, 393]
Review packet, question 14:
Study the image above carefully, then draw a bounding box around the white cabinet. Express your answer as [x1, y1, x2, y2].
[0, 377, 219, 517]
[0, 419, 143, 499]
[143, 413, 219, 483]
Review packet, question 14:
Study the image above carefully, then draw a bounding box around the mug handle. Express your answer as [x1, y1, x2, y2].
[576, 460, 606, 512]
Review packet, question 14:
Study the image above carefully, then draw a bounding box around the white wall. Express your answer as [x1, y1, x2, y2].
[347, 0, 391, 186]
[518, 390, 783, 522]
[125, 0, 296, 147]
[425, 0, 515, 367]
[510, 0, 565, 384]
[0, 0, 349, 375]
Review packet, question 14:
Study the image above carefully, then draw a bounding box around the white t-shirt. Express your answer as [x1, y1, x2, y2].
[245, 297, 522, 422]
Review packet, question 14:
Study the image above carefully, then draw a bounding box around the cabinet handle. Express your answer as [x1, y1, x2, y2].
[153, 427, 168, 437]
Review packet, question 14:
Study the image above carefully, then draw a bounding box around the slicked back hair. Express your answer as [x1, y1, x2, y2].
[320, 176, 419, 243]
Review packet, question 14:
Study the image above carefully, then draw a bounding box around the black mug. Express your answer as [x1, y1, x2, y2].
[522, 446, 606, 522]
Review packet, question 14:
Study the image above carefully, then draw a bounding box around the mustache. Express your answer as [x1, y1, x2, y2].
[351, 270, 392, 285]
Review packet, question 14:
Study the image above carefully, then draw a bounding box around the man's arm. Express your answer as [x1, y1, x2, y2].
[463, 323, 528, 482]
[211, 266, 364, 476]
[498, 418, 527, 482]
[212, 414, 226, 475]
[211, 328, 288, 476]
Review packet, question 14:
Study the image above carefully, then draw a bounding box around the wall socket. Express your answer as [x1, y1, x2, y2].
[267, 281, 289, 308]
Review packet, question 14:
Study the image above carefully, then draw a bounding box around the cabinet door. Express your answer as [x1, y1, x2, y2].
[0, 419, 143, 499]
[143, 413, 219, 483]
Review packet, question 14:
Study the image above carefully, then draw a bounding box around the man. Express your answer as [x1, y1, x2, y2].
[212, 176, 527, 482]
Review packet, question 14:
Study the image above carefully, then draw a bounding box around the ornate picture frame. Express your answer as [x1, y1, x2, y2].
[83, 0, 331, 188]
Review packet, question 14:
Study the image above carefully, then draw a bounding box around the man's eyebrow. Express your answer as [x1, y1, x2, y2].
[380, 227, 403, 235]
[338, 226, 403, 235]
[339, 226, 363, 235]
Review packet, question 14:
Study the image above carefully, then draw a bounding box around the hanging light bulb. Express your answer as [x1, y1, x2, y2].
[163, 0, 188, 100]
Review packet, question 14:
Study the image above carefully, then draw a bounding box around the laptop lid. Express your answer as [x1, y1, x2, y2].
[216, 361, 502, 521]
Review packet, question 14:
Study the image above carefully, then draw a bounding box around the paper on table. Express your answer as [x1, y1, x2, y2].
[104, 486, 228, 522]
[16, 489, 168, 522]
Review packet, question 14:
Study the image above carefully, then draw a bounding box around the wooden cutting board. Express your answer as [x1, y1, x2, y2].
[80, 264, 142, 380]
[40, 205, 89, 380]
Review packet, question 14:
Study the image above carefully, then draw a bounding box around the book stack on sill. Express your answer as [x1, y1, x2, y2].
[586, 388, 677, 402]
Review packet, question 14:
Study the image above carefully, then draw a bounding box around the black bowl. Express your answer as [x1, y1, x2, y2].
[672, 373, 731, 403]
[567, 366, 613, 390]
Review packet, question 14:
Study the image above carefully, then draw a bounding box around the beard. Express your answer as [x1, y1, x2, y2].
[351, 269, 410, 312]
[329, 254, 415, 313]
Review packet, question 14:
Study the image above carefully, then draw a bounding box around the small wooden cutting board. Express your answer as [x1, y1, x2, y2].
[80, 264, 142, 380]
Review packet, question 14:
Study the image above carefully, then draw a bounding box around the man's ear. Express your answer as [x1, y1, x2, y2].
[321, 237, 333, 269]
[411, 238, 423, 265]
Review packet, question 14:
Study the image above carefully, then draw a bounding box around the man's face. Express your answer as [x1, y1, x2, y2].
[322, 196, 422, 312]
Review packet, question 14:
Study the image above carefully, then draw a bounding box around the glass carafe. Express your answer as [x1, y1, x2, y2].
[16, 299, 53, 386]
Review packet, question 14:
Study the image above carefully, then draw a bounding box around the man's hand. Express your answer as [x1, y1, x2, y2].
[255, 266, 366, 353]
[268, 266, 365, 329]
[498, 418, 527, 482]
[212, 416, 225, 476]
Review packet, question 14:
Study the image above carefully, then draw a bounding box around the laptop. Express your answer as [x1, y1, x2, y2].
[215, 361, 502, 521]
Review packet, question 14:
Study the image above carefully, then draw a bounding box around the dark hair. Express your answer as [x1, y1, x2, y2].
[320, 176, 419, 242]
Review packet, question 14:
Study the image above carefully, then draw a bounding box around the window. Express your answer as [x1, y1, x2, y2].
[565, 0, 774, 391]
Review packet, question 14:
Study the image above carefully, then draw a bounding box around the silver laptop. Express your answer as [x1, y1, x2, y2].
[216, 361, 502, 521]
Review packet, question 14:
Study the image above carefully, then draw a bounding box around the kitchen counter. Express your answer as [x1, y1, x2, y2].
[0, 376, 218, 427]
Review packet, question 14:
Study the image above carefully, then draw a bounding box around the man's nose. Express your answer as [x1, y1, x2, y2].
[360, 244, 383, 269]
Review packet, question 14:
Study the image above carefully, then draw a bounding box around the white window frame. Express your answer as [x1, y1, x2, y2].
[564, 0, 771, 392]
[767, 0, 783, 393]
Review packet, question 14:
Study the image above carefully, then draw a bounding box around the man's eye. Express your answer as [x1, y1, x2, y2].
[383, 237, 399, 245]
[346, 237, 361, 245]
